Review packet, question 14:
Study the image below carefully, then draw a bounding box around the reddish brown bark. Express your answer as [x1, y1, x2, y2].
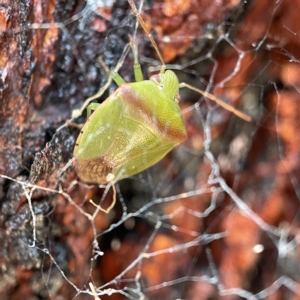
[1, 0, 300, 299]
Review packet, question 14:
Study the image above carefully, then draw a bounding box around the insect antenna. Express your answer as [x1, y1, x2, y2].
[127, 0, 166, 74]
[179, 82, 252, 122]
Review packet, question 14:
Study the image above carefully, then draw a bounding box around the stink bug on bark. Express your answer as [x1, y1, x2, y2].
[73, 65, 187, 184]
[73, 0, 251, 187]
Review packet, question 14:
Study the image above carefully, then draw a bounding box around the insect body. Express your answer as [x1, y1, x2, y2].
[73, 70, 187, 184]
[73, 0, 251, 185]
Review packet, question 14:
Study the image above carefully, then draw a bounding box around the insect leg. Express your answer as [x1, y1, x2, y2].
[127, 0, 166, 74]
[89, 183, 116, 214]
[130, 36, 144, 82]
[71, 44, 131, 119]
[96, 56, 126, 86]
[87, 103, 100, 118]
[179, 82, 252, 122]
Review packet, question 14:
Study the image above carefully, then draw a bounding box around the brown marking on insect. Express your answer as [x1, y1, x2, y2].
[117, 84, 187, 144]
[74, 157, 114, 184]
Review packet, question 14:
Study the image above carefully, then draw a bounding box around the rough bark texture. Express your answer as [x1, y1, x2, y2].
[1, 0, 300, 299]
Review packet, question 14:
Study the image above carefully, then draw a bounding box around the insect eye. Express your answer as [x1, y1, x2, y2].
[150, 74, 164, 89]
[150, 74, 160, 83]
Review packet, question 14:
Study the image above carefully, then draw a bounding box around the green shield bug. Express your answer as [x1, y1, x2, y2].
[73, 66, 187, 184]
[73, 0, 251, 187]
